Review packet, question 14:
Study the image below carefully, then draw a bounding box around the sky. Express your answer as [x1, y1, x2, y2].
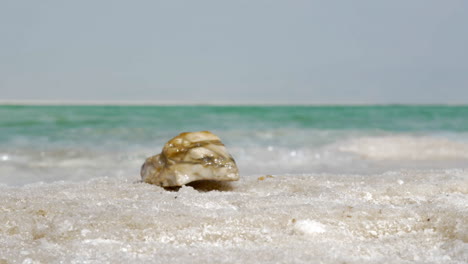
[1, 0, 467, 104]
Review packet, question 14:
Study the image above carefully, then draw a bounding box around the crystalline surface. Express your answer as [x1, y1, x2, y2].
[1, 170, 467, 264]
[141, 131, 239, 187]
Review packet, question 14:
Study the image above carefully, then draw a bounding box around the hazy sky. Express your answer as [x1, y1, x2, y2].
[1, 1, 467, 104]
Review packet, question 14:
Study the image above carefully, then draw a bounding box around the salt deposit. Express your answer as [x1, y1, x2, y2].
[1, 170, 467, 263]
[141, 131, 239, 187]
[339, 136, 468, 160]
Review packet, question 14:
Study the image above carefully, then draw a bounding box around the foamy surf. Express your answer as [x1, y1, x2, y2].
[1, 170, 467, 263]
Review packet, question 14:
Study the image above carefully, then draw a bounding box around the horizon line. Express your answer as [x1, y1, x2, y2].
[0, 100, 466, 107]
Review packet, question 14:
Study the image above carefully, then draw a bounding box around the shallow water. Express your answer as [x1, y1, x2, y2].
[0, 105, 467, 263]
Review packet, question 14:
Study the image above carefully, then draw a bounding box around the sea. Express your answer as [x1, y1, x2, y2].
[0, 105, 467, 263]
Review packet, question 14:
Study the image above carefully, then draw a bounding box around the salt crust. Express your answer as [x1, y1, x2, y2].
[339, 135, 468, 160]
[0, 170, 467, 264]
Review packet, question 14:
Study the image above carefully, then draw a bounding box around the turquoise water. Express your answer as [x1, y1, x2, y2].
[1, 105, 468, 185]
[1, 105, 467, 143]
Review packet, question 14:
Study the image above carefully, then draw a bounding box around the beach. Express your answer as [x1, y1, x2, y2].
[1, 105, 467, 263]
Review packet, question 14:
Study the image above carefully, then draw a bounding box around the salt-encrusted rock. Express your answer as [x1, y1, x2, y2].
[141, 131, 239, 187]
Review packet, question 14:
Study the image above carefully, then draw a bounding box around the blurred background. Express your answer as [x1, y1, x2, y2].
[1, 0, 467, 104]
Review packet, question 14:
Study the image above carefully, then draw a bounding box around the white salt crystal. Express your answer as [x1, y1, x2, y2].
[294, 219, 326, 235]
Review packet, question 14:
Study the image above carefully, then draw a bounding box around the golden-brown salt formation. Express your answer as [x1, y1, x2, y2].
[141, 131, 239, 187]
